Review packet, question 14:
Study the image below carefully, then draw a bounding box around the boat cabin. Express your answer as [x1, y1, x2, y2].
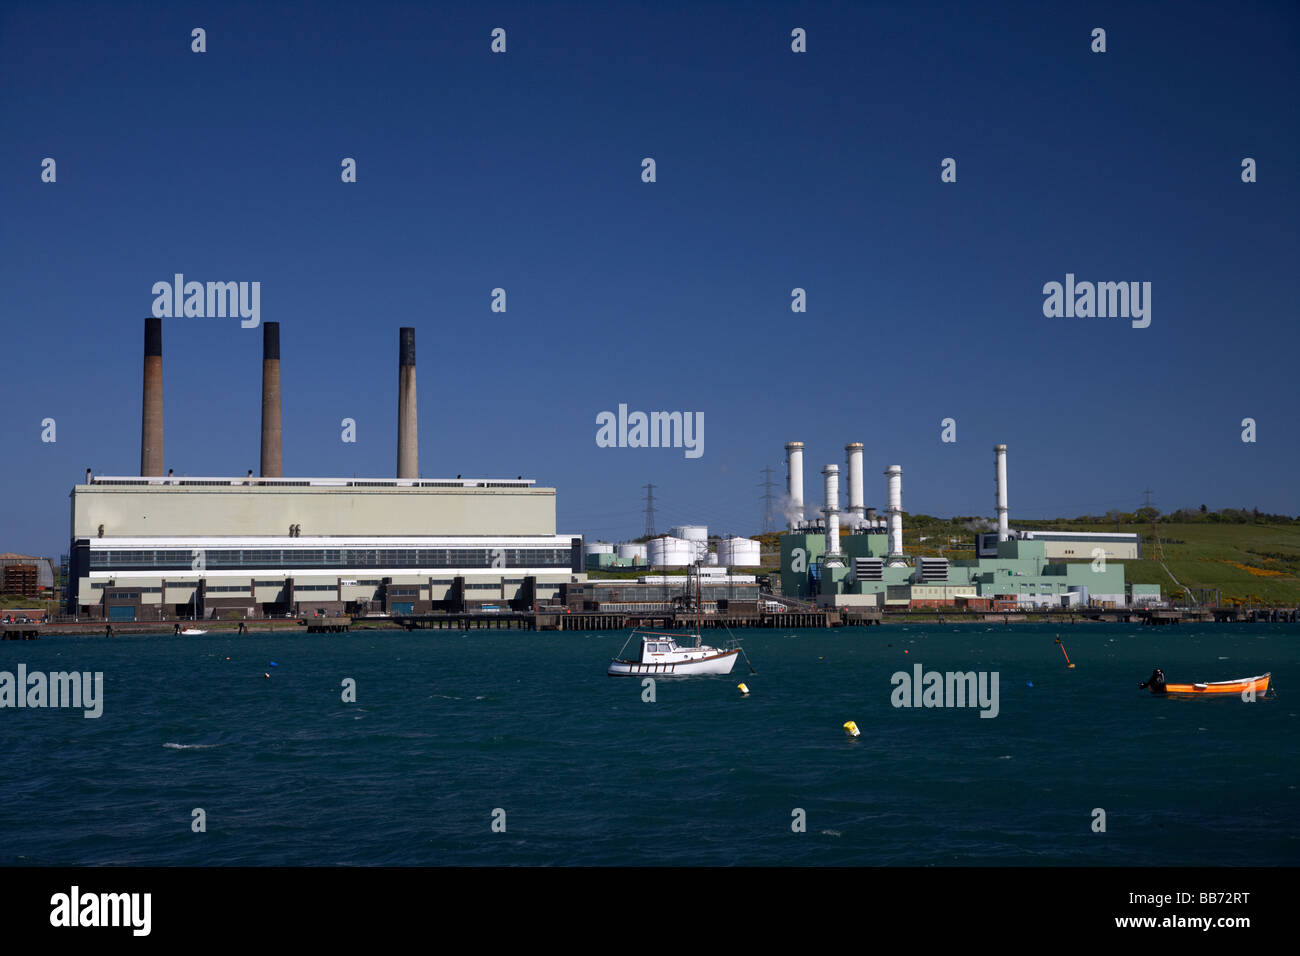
[639, 636, 681, 661]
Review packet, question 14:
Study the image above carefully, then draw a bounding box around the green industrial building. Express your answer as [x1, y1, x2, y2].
[780, 528, 1132, 609]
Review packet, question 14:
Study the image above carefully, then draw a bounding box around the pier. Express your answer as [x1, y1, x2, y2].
[305, 616, 352, 633]
[22, 604, 1299, 636]
[387, 609, 870, 630]
[394, 612, 535, 630]
[528, 608, 881, 630]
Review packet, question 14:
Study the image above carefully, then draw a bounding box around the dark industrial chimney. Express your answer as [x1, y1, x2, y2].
[397, 327, 418, 478]
[260, 321, 282, 477]
[141, 317, 164, 476]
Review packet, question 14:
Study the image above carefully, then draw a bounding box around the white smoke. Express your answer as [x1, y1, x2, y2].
[780, 492, 803, 529]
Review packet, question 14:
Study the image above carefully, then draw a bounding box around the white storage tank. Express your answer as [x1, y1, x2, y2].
[648, 535, 695, 567]
[616, 542, 648, 563]
[706, 552, 719, 566]
[718, 536, 762, 567]
[583, 541, 615, 557]
[669, 525, 709, 560]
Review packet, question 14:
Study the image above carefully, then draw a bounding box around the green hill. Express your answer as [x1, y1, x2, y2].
[758, 517, 1300, 605]
[1018, 520, 1300, 605]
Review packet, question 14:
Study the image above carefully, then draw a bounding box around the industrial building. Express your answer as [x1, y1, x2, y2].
[779, 441, 1149, 610]
[989, 530, 1141, 561]
[1, 554, 55, 596]
[67, 319, 583, 620]
[584, 529, 763, 571]
[564, 568, 760, 615]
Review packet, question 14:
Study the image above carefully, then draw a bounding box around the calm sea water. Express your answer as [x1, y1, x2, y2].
[1, 623, 1295, 866]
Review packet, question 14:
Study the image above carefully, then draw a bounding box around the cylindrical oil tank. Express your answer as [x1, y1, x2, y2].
[616, 542, 648, 563]
[648, 536, 695, 567]
[669, 525, 708, 560]
[718, 536, 762, 567]
[583, 541, 615, 557]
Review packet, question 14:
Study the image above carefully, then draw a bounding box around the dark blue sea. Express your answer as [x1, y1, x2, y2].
[1, 623, 1296, 866]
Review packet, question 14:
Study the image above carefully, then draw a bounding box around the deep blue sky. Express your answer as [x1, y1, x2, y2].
[2, 1, 1297, 557]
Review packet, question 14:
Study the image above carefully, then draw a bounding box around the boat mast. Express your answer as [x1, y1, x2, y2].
[695, 560, 702, 647]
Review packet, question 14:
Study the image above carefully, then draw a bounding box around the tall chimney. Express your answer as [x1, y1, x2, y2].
[397, 327, 418, 479]
[140, 317, 164, 476]
[785, 441, 804, 529]
[995, 443, 1010, 542]
[845, 442, 865, 530]
[885, 465, 904, 558]
[260, 322, 283, 477]
[822, 464, 843, 562]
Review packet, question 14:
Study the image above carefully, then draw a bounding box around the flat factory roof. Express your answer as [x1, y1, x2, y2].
[87, 476, 536, 488]
[84, 535, 577, 547]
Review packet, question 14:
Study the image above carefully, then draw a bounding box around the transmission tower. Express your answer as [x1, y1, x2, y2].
[643, 483, 657, 538]
[1142, 487, 1162, 560]
[759, 466, 776, 533]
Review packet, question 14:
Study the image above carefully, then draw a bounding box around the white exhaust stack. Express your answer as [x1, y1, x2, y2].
[845, 442, 864, 530]
[994, 443, 1010, 542]
[822, 464, 842, 561]
[885, 465, 904, 558]
[785, 441, 805, 529]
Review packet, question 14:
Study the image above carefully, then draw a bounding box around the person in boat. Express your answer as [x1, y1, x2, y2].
[1139, 668, 1166, 694]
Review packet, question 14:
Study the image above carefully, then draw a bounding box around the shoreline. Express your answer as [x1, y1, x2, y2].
[8, 606, 1299, 639]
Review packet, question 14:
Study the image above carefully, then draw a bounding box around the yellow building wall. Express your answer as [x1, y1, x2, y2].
[72, 484, 557, 538]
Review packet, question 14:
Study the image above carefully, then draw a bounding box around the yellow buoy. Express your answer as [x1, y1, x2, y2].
[737, 683, 749, 695]
[843, 720, 860, 737]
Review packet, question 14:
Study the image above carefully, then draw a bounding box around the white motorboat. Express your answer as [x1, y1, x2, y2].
[607, 629, 740, 677]
[179, 627, 207, 636]
[606, 564, 751, 677]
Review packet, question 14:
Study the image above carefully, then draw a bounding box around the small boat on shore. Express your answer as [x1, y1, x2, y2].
[1140, 668, 1270, 696]
[180, 627, 208, 636]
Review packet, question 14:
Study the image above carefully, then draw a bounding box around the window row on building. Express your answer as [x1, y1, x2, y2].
[88, 547, 572, 571]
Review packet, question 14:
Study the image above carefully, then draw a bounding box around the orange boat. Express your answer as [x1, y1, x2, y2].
[1140, 668, 1270, 696]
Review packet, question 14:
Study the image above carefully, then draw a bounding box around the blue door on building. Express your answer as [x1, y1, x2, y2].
[108, 605, 136, 622]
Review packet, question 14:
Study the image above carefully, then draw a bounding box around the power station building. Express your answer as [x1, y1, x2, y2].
[779, 441, 1144, 609]
[780, 527, 1129, 609]
[66, 320, 583, 620]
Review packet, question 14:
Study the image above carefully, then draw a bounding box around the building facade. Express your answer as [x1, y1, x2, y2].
[781, 528, 1135, 609]
[0, 553, 56, 594]
[67, 475, 583, 620]
[977, 530, 1141, 561]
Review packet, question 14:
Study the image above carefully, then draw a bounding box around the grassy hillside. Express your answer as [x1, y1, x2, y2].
[1019, 521, 1300, 605]
[758, 519, 1300, 604]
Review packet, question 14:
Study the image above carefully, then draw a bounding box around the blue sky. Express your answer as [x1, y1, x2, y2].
[2, 1, 1297, 556]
